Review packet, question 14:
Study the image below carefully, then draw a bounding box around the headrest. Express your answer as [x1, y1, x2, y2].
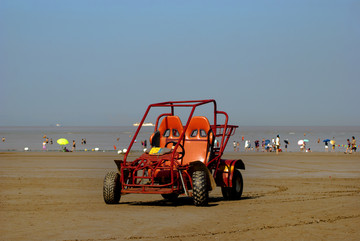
[158, 116, 183, 133]
[185, 116, 211, 139]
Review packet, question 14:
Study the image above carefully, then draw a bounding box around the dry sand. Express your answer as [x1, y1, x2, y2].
[1, 151, 359, 240]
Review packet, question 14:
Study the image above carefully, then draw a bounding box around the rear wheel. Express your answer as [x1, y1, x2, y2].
[103, 171, 121, 204]
[221, 169, 243, 200]
[192, 170, 208, 206]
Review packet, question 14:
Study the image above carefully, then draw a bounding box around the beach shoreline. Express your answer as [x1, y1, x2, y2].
[1, 125, 359, 153]
[1, 152, 359, 240]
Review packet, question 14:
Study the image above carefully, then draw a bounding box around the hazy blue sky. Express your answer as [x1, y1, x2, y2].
[1, 0, 359, 126]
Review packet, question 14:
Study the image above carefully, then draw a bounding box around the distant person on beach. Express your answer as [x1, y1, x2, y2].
[45, 137, 49, 144]
[271, 138, 276, 151]
[233, 141, 237, 151]
[72, 140, 76, 152]
[2, 137, 5, 142]
[275, 135, 280, 154]
[345, 139, 351, 154]
[245, 140, 250, 152]
[350, 136, 357, 154]
[262, 139, 265, 152]
[284, 140, 289, 152]
[50, 138, 53, 145]
[255, 140, 259, 152]
[324, 140, 329, 152]
[62, 146, 70, 152]
[42, 141, 47, 151]
[83, 139, 87, 145]
[331, 137, 336, 152]
[300, 141, 306, 152]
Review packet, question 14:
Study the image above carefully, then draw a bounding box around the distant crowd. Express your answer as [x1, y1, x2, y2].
[1, 133, 357, 154]
[233, 135, 357, 154]
[40, 135, 87, 152]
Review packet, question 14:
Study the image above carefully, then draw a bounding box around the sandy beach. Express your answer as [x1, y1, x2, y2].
[1, 151, 359, 240]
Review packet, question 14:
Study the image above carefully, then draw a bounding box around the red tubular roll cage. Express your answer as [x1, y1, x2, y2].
[124, 99, 237, 163]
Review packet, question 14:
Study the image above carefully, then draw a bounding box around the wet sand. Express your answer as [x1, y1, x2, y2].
[1, 152, 359, 240]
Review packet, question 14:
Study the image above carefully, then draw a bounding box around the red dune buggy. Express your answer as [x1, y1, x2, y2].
[103, 99, 245, 206]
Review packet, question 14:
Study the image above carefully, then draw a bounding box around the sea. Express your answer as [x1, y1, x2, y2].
[0, 126, 359, 153]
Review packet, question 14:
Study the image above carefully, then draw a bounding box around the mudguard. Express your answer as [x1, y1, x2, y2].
[216, 159, 245, 187]
[114, 160, 123, 172]
[189, 161, 216, 191]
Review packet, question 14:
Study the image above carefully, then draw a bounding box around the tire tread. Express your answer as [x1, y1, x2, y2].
[103, 171, 121, 204]
[192, 171, 208, 206]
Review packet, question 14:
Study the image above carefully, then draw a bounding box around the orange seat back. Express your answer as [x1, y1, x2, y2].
[182, 116, 212, 165]
[157, 116, 183, 148]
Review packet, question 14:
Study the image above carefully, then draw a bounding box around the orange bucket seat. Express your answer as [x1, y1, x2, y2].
[150, 116, 183, 148]
[182, 116, 213, 165]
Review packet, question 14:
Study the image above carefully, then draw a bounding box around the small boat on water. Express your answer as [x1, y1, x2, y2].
[133, 122, 155, 127]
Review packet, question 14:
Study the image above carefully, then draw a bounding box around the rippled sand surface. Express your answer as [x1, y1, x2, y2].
[1, 152, 359, 240]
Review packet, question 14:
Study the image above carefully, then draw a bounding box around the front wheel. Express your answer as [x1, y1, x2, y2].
[103, 171, 121, 204]
[221, 169, 243, 200]
[192, 170, 209, 206]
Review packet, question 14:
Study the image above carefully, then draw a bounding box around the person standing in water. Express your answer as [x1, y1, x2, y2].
[275, 135, 280, 154]
[72, 140, 76, 152]
[331, 137, 336, 152]
[324, 140, 329, 152]
[350, 136, 357, 154]
[284, 140, 289, 152]
[345, 139, 351, 154]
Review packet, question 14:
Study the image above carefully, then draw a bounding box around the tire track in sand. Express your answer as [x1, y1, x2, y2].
[62, 214, 360, 241]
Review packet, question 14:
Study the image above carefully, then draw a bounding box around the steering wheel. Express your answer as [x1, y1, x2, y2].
[165, 141, 185, 160]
